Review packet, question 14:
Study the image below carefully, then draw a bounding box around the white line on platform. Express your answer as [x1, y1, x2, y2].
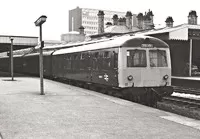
[160, 115, 200, 130]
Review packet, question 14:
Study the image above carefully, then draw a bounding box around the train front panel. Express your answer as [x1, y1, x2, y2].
[118, 47, 171, 88]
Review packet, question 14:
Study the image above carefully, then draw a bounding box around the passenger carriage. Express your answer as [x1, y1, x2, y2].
[52, 35, 173, 104]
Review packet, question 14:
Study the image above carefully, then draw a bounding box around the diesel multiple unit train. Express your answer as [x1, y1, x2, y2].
[0, 35, 173, 105]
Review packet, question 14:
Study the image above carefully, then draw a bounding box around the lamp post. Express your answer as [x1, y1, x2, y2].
[10, 37, 14, 81]
[34, 15, 47, 95]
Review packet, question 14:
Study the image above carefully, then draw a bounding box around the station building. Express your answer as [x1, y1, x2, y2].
[136, 11, 200, 77]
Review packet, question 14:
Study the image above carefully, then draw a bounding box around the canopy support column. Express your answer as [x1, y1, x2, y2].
[189, 39, 193, 76]
[10, 37, 14, 81]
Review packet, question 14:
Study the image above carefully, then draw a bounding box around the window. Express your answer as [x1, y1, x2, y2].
[113, 51, 118, 69]
[94, 52, 99, 58]
[149, 50, 168, 67]
[103, 51, 110, 58]
[92, 52, 99, 70]
[103, 51, 111, 69]
[66, 55, 71, 69]
[81, 53, 86, 60]
[127, 50, 146, 67]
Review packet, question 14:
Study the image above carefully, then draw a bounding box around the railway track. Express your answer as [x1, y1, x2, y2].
[173, 86, 200, 95]
[158, 95, 200, 120]
[162, 96, 200, 108]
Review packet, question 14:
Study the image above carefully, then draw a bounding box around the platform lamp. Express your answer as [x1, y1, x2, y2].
[34, 15, 47, 95]
[9, 37, 14, 81]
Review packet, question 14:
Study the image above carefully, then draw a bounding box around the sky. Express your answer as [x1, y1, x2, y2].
[1, 0, 200, 40]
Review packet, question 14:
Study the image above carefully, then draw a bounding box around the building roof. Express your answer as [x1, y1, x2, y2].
[43, 37, 113, 50]
[136, 23, 200, 40]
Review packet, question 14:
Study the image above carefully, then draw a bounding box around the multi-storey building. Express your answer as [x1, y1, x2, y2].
[69, 7, 137, 35]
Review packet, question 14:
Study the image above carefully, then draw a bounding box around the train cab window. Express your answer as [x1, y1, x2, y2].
[149, 50, 168, 67]
[127, 50, 146, 67]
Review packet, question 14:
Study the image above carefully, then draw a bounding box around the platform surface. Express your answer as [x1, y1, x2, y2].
[172, 76, 200, 80]
[0, 77, 200, 139]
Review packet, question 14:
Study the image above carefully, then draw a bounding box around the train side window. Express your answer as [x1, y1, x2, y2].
[103, 51, 110, 58]
[80, 53, 85, 69]
[149, 50, 168, 67]
[127, 50, 146, 67]
[80, 52, 90, 69]
[66, 55, 71, 69]
[81, 53, 88, 60]
[74, 54, 78, 60]
[74, 53, 80, 69]
[92, 52, 99, 70]
[94, 52, 99, 58]
[113, 51, 118, 69]
[103, 51, 111, 69]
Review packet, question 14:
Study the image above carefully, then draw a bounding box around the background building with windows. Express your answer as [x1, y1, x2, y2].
[69, 7, 137, 35]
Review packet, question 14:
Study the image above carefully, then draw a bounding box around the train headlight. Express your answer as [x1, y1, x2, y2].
[127, 75, 133, 81]
[163, 75, 169, 80]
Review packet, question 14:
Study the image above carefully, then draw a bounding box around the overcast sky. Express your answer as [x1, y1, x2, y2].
[0, 0, 200, 40]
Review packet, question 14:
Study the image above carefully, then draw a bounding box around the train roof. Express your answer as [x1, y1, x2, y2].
[23, 51, 55, 57]
[43, 37, 113, 50]
[0, 55, 22, 58]
[53, 35, 169, 55]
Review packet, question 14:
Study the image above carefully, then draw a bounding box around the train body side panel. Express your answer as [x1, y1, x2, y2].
[52, 54, 91, 82]
[22, 55, 39, 75]
[0, 57, 10, 72]
[52, 48, 119, 87]
[43, 55, 53, 77]
[14, 56, 24, 73]
[90, 48, 119, 87]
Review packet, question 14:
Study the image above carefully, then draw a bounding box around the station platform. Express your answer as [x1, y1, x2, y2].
[172, 76, 200, 89]
[172, 76, 200, 81]
[0, 76, 200, 139]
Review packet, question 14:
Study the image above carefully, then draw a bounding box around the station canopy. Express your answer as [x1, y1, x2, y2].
[0, 35, 38, 53]
[136, 24, 200, 40]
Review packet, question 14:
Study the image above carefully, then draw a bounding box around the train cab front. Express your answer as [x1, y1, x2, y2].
[118, 36, 173, 99]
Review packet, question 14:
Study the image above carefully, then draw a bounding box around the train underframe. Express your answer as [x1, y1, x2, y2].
[120, 86, 173, 106]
